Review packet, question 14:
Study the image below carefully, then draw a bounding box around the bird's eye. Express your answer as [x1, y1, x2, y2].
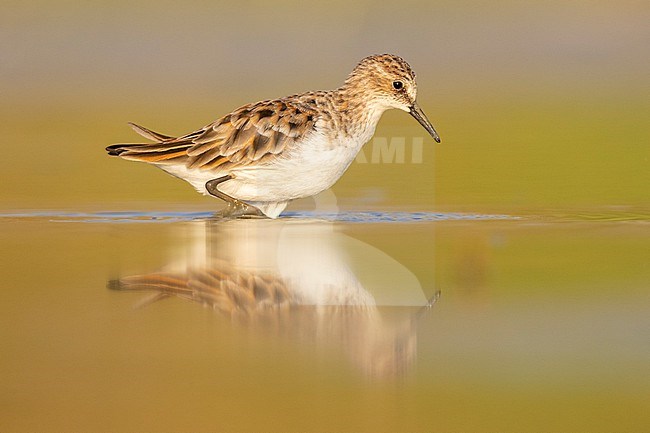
[392, 81, 403, 90]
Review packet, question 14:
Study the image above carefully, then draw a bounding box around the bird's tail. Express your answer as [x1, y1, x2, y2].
[106, 122, 191, 163]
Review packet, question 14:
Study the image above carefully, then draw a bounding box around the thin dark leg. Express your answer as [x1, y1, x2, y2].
[206, 175, 241, 205]
[205, 176, 264, 218]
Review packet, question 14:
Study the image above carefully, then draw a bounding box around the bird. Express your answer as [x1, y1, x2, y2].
[106, 54, 441, 218]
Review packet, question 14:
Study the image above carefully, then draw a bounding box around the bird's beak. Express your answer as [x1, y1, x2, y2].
[409, 102, 441, 143]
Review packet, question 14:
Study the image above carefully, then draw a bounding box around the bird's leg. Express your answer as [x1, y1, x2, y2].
[205, 176, 264, 218]
[205, 175, 245, 207]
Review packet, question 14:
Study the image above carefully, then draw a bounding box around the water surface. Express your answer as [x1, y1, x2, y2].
[1, 210, 648, 432]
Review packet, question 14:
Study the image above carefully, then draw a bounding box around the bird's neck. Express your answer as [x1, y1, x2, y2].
[327, 86, 387, 142]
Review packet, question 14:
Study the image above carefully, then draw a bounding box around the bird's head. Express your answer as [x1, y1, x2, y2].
[344, 54, 440, 143]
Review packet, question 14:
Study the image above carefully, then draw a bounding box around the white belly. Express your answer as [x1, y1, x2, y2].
[223, 132, 364, 202]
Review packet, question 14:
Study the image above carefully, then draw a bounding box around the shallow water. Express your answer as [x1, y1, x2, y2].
[1, 210, 648, 432]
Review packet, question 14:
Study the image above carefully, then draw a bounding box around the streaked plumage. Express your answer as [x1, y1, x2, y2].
[106, 54, 441, 218]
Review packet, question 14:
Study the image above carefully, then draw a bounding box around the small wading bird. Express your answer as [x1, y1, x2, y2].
[106, 54, 441, 218]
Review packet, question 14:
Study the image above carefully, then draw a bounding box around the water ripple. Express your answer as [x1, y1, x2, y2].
[283, 211, 517, 222]
[0, 210, 518, 223]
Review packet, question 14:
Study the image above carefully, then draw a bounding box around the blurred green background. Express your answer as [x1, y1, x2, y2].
[2, 0, 648, 212]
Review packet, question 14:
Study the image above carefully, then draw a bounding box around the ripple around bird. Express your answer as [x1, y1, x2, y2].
[0, 210, 520, 223]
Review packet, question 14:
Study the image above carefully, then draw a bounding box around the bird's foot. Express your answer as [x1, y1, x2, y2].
[215, 200, 266, 219]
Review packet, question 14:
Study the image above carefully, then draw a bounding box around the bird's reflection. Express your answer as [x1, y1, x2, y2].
[109, 218, 438, 379]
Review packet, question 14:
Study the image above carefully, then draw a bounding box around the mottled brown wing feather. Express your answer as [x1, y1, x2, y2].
[110, 262, 293, 314]
[108, 97, 318, 170]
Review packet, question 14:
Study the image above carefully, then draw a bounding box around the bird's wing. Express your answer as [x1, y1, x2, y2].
[109, 261, 293, 313]
[107, 98, 319, 171]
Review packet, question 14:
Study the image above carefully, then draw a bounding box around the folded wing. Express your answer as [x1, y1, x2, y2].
[106, 98, 318, 171]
